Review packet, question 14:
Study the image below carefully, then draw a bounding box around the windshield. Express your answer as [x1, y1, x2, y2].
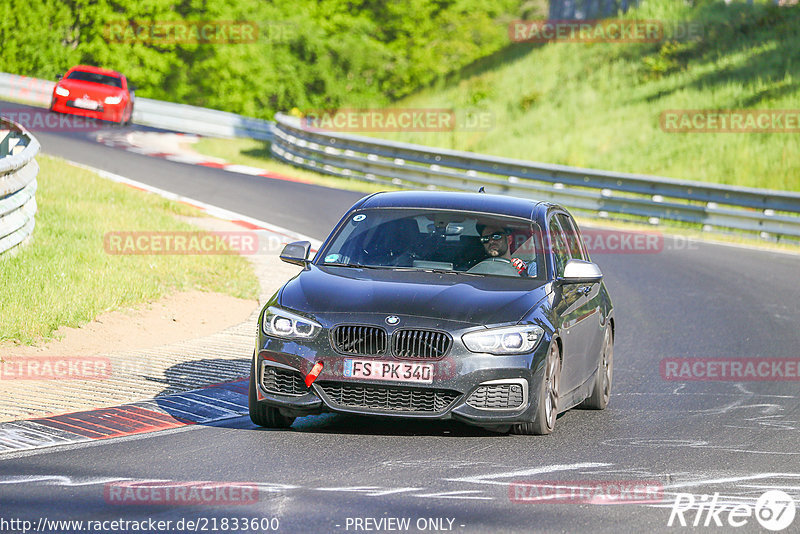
[66, 70, 123, 88]
[319, 208, 544, 279]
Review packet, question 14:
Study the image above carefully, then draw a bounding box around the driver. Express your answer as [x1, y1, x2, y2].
[480, 226, 528, 275]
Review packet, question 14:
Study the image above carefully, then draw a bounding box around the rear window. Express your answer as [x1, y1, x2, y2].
[67, 70, 123, 88]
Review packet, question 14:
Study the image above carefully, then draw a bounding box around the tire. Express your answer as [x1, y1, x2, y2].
[123, 103, 134, 126]
[248, 356, 295, 428]
[512, 341, 561, 435]
[580, 325, 613, 410]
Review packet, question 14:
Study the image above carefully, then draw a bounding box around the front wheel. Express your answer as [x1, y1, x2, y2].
[248, 356, 295, 428]
[511, 341, 561, 435]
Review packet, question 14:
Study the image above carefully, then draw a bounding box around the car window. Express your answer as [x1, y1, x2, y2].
[556, 213, 587, 261]
[320, 208, 544, 279]
[548, 215, 570, 278]
[66, 70, 123, 88]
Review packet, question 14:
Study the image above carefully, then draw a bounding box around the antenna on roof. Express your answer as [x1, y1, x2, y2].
[478, 187, 486, 193]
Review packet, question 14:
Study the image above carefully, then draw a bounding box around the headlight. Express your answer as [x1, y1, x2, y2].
[262, 306, 321, 339]
[462, 325, 544, 355]
[104, 96, 122, 105]
[55, 86, 69, 97]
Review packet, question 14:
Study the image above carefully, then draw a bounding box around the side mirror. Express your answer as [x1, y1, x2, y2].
[558, 259, 603, 285]
[56, 74, 62, 80]
[280, 241, 311, 266]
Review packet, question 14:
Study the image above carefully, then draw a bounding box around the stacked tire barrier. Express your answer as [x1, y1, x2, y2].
[0, 117, 39, 256]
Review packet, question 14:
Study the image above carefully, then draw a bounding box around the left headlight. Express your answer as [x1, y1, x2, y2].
[55, 86, 69, 97]
[262, 306, 321, 339]
[104, 96, 122, 105]
[462, 325, 544, 355]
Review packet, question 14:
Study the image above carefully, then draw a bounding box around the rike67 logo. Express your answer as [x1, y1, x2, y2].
[668, 490, 796, 531]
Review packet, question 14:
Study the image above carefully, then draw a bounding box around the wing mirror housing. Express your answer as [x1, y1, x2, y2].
[557, 259, 603, 285]
[280, 241, 311, 266]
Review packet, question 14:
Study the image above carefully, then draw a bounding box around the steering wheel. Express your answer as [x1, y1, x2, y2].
[466, 257, 520, 276]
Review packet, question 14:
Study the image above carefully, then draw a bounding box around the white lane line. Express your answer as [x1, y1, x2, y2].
[60, 159, 322, 248]
[224, 164, 272, 176]
[413, 490, 492, 500]
[663, 473, 800, 491]
[445, 462, 612, 486]
[0, 475, 133, 486]
[314, 486, 424, 497]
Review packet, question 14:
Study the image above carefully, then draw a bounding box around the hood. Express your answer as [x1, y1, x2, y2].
[57, 79, 123, 99]
[279, 265, 550, 327]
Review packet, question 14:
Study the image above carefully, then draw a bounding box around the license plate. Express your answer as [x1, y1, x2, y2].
[343, 359, 433, 384]
[74, 98, 98, 110]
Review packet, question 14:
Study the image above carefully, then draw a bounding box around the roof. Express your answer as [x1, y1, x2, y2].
[358, 191, 548, 219]
[67, 65, 125, 78]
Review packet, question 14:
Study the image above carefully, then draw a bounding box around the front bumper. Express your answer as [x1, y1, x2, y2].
[50, 95, 127, 123]
[252, 318, 550, 427]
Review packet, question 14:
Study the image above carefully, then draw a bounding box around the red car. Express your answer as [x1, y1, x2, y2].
[50, 65, 134, 125]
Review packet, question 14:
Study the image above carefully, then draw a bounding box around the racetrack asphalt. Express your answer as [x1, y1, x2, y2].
[2, 101, 799, 534]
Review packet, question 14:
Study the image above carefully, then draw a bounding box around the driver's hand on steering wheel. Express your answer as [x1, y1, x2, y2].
[511, 258, 527, 275]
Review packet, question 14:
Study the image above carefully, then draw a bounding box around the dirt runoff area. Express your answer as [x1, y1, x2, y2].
[0, 290, 257, 358]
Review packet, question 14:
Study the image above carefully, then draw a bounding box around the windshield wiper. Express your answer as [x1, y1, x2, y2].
[323, 262, 390, 270]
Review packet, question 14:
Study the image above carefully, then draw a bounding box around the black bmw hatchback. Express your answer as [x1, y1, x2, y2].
[249, 191, 614, 435]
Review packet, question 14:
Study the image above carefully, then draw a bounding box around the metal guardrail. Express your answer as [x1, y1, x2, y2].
[0, 117, 39, 256]
[271, 113, 800, 239]
[0, 72, 273, 140]
[3, 72, 798, 239]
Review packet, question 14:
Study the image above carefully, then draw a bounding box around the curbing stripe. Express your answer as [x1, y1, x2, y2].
[0, 379, 249, 454]
[93, 131, 312, 184]
[61, 158, 322, 250]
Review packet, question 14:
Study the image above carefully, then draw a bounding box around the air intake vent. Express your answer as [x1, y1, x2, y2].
[331, 325, 387, 356]
[467, 383, 525, 410]
[260, 365, 307, 396]
[392, 329, 452, 359]
[317, 382, 460, 413]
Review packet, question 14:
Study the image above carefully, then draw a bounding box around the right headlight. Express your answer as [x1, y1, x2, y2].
[462, 325, 544, 355]
[262, 306, 321, 339]
[55, 86, 70, 97]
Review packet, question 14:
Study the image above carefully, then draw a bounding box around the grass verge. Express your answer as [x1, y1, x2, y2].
[0, 154, 259, 344]
[352, 0, 800, 192]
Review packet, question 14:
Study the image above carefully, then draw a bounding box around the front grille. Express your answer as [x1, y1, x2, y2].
[467, 383, 525, 410]
[260, 364, 307, 396]
[331, 325, 387, 356]
[317, 382, 460, 413]
[392, 329, 452, 359]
